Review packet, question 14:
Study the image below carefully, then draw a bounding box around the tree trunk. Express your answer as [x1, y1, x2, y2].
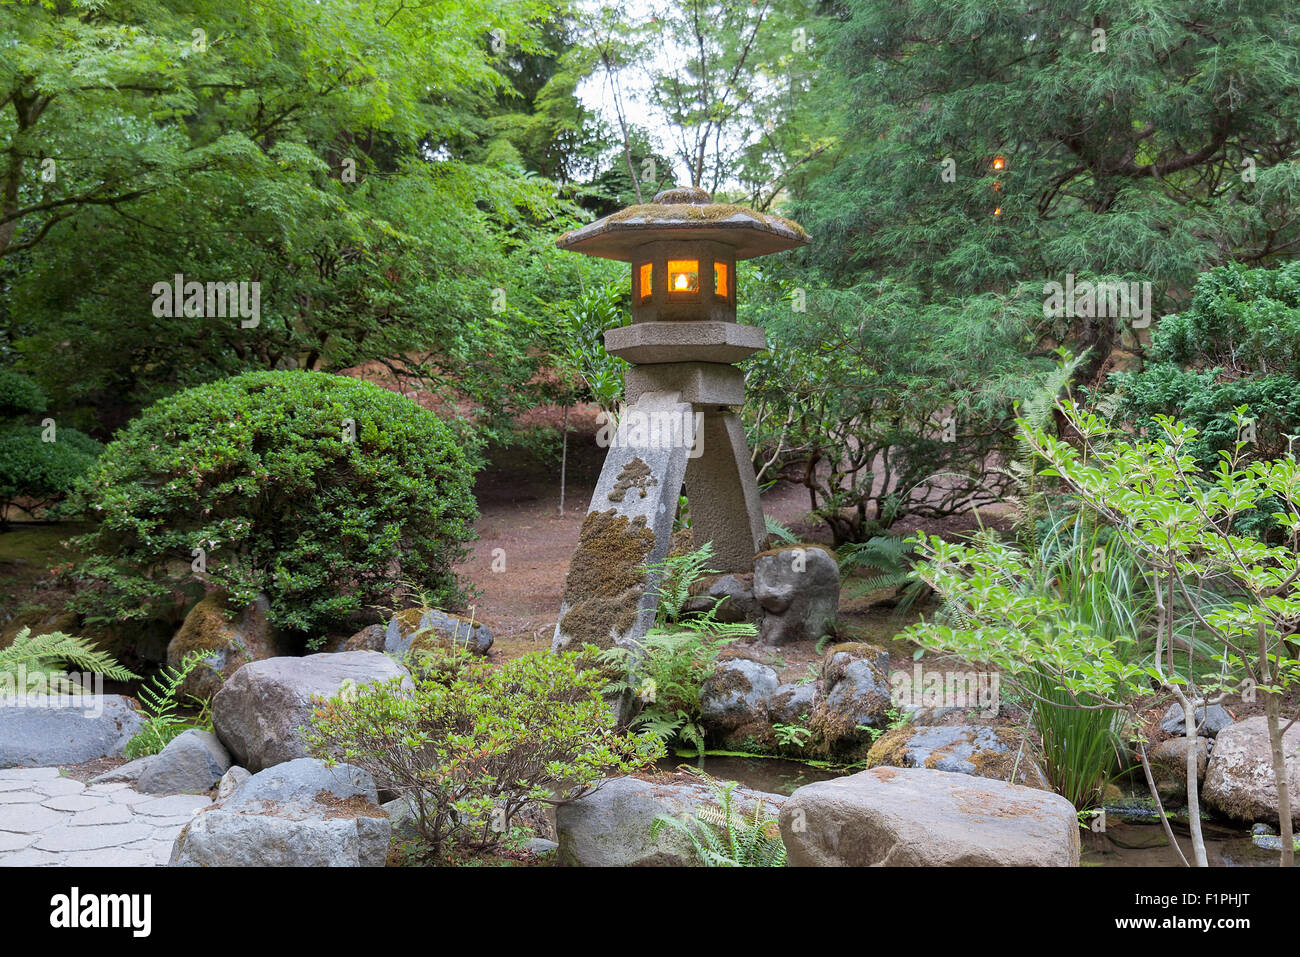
[558, 404, 570, 516]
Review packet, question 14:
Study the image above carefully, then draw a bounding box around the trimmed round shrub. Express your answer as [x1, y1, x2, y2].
[0, 369, 101, 526]
[72, 370, 478, 640]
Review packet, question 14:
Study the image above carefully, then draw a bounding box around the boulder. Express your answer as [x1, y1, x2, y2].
[867, 725, 1049, 789]
[754, 545, 839, 645]
[1148, 736, 1209, 802]
[1203, 715, 1300, 827]
[386, 608, 493, 658]
[343, 624, 386, 653]
[216, 766, 251, 800]
[698, 658, 780, 751]
[556, 775, 784, 867]
[89, 755, 156, 785]
[779, 766, 1080, 866]
[166, 591, 284, 701]
[808, 645, 893, 755]
[137, 729, 232, 795]
[0, 694, 144, 768]
[769, 682, 816, 726]
[1159, 703, 1234, 737]
[212, 651, 410, 772]
[169, 758, 388, 867]
[682, 573, 761, 623]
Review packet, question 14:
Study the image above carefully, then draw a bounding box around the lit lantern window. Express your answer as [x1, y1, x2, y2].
[714, 262, 729, 300]
[639, 262, 653, 302]
[668, 260, 699, 294]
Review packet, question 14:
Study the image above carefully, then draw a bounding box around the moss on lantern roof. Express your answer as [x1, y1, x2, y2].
[555, 199, 809, 258]
[602, 201, 807, 237]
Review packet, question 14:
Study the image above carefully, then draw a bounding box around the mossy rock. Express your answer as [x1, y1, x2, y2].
[166, 590, 284, 701]
[866, 725, 1050, 790]
[0, 608, 78, 651]
[384, 608, 492, 658]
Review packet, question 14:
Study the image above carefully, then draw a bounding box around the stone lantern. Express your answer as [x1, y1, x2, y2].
[552, 185, 808, 655]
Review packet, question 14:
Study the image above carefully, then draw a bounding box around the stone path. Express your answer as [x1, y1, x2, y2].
[0, 767, 211, 866]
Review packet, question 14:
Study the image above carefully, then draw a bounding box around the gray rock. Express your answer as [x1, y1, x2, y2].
[1203, 715, 1300, 827]
[556, 775, 784, 867]
[526, 838, 559, 855]
[383, 795, 420, 842]
[88, 755, 155, 785]
[868, 724, 1049, 788]
[699, 659, 779, 731]
[820, 652, 892, 732]
[770, 682, 816, 726]
[1159, 703, 1234, 737]
[754, 545, 839, 645]
[1148, 736, 1209, 802]
[386, 608, 493, 658]
[0, 695, 144, 768]
[780, 766, 1080, 866]
[212, 651, 410, 772]
[215, 766, 250, 800]
[170, 809, 389, 867]
[221, 757, 377, 810]
[682, 574, 761, 623]
[169, 758, 388, 866]
[137, 729, 232, 795]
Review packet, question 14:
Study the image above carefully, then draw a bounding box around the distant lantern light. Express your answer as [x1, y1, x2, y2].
[991, 155, 1006, 171]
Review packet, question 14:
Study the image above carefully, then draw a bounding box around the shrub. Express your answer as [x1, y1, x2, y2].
[305, 647, 665, 858]
[1111, 261, 1300, 474]
[0, 369, 101, 527]
[70, 370, 477, 639]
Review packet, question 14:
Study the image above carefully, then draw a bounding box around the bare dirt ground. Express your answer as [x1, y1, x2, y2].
[458, 409, 1014, 666]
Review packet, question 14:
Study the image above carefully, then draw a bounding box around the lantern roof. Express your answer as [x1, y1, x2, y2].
[556, 186, 808, 261]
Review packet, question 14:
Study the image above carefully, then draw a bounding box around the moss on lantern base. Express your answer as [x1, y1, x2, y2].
[557, 509, 657, 650]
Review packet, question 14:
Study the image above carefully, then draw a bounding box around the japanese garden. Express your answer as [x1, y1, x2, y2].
[0, 0, 1298, 885]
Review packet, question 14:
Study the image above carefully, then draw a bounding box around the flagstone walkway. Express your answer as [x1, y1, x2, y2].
[0, 767, 210, 866]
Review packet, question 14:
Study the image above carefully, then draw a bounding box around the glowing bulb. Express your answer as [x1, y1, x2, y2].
[674, 273, 688, 290]
[992, 155, 1006, 171]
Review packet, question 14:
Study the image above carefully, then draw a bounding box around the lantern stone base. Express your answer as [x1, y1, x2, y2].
[552, 387, 766, 657]
[624, 362, 745, 406]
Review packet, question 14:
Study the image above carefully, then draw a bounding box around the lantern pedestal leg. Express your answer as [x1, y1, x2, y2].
[684, 409, 765, 572]
[552, 391, 694, 655]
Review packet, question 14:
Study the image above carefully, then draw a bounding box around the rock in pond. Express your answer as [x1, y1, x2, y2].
[0, 694, 144, 768]
[556, 775, 784, 867]
[212, 651, 410, 772]
[1203, 715, 1300, 827]
[1148, 736, 1209, 802]
[779, 766, 1080, 866]
[1159, 703, 1234, 738]
[867, 725, 1049, 789]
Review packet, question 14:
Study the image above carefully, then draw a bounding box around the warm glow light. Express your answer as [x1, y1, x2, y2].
[639, 262, 652, 302]
[991, 155, 1006, 171]
[714, 261, 729, 299]
[993, 207, 1002, 216]
[667, 260, 699, 293]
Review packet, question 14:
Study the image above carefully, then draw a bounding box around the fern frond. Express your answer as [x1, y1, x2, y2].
[0, 628, 137, 683]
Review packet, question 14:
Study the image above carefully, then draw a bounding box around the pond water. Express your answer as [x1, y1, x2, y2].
[656, 753, 839, 795]
[659, 755, 1293, 866]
